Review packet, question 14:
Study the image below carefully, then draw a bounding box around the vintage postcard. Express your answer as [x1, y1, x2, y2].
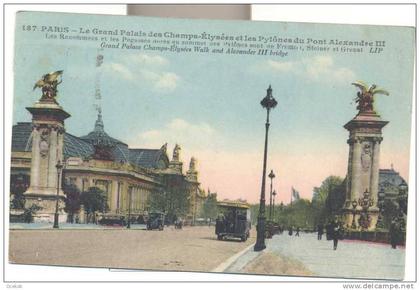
[8, 11, 414, 280]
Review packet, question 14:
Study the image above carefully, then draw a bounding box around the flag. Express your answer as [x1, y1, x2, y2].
[291, 187, 300, 203]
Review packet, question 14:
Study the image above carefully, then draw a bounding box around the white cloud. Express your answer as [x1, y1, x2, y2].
[125, 54, 169, 67]
[105, 62, 134, 81]
[102, 53, 179, 92]
[139, 70, 180, 91]
[129, 118, 217, 152]
[264, 55, 355, 84]
[266, 59, 294, 72]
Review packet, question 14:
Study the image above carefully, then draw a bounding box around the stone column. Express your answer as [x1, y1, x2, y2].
[24, 99, 70, 223]
[47, 126, 58, 189]
[350, 138, 362, 201]
[29, 126, 41, 189]
[342, 112, 388, 231]
[369, 138, 382, 208]
[111, 180, 119, 213]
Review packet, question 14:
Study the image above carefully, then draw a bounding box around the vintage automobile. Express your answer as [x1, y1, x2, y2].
[98, 214, 126, 226]
[215, 200, 251, 242]
[265, 220, 281, 238]
[146, 211, 165, 230]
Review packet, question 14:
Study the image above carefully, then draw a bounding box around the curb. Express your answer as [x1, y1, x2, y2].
[212, 243, 255, 272]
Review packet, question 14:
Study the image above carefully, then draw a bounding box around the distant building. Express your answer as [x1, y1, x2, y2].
[10, 102, 207, 223]
[378, 166, 407, 201]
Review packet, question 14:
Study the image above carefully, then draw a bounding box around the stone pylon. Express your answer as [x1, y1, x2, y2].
[342, 111, 388, 230]
[23, 97, 70, 222]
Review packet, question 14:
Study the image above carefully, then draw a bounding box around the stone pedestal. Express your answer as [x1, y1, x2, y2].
[342, 112, 388, 231]
[23, 99, 70, 223]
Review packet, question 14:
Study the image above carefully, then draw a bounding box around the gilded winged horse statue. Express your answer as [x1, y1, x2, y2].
[33, 70, 63, 101]
[351, 81, 389, 113]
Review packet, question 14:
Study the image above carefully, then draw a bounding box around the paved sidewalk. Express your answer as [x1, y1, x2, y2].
[227, 232, 405, 280]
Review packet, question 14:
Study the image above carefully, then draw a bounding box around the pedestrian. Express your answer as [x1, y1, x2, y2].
[317, 224, 324, 240]
[288, 226, 293, 236]
[389, 218, 400, 249]
[331, 217, 341, 250]
[295, 226, 300, 237]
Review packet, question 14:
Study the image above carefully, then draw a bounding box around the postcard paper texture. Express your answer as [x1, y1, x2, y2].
[9, 11, 414, 280]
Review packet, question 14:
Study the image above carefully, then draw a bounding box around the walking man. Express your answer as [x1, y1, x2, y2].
[332, 217, 341, 250]
[389, 218, 401, 249]
[295, 226, 300, 237]
[317, 224, 324, 240]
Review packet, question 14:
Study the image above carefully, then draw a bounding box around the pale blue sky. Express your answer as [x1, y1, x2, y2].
[13, 12, 414, 202]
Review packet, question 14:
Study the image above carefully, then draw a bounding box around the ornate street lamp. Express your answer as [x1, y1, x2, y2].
[53, 160, 64, 229]
[254, 85, 278, 252]
[351, 199, 358, 229]
[268, 170, 276, 221]
[358, 189, 374, 230]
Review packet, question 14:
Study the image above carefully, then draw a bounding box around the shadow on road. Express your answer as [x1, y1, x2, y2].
[200, 236, 244, 243]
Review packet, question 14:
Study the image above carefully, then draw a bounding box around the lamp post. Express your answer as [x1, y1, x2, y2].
[272, 190, 277, 221]
[268, 170, 275, 221]
[351, 199, 358, 229]
[254, 85, 278, 252]
[53, 160, 64, 229]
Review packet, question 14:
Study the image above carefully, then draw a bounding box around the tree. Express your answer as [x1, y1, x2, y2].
[202, 193, 218, 221]
[267, 199, 315, 229]
[149, 189, 167, 213]
[63, 183, 81, 223]
[382, 200, 400, 229]
[325, 178, 346, 216]
[149, 175, 191, 223]
[79, 187, 108, 223]
[312, 176, 344, 224]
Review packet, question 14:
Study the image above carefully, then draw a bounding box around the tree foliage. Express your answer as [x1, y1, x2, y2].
[63, 183, 81, 223]
[312, 176, 345, 224]
[80, 187, 108, 221]
[250, 176, 346, 229]
[149, 175, 191, 223]
[382, 200, 400, 229]
[202, 193, 218, 220]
